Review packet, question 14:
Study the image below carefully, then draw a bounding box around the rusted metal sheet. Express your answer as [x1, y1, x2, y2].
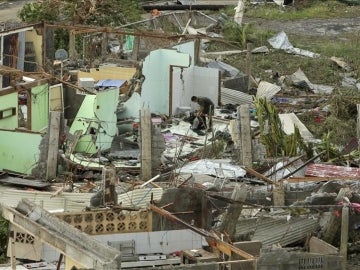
[305, 163, 360, 178]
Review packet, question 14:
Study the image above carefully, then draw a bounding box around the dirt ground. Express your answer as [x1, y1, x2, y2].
[0, 0, 32, 22]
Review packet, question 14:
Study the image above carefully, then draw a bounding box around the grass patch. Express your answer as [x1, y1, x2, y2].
[243, 0, 360, 20]
[208, 29, 360, 86]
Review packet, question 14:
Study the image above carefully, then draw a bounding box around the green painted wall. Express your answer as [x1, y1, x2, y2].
[70, 88, 119, 154]
[0, 130, 43, 175]
[0, 92, 18, 129]
[31, 84, 49, 131]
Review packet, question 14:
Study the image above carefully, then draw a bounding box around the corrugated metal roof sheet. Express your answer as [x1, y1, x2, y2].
[235, 216, 319, 247]
[221, 87, 254, 105]
[279, 113, 315, 142]
[264, 156, 306, 181]
[0, 187, 163, 211]
[118, 188, 163, 208]
[256, 81, 281, 100]
[0, 187, 93, 211]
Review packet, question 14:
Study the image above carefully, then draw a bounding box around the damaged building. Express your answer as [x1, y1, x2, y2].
[0, 4, 359, 270]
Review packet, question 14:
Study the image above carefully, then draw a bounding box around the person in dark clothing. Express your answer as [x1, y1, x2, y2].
[191, 96, 214, 131]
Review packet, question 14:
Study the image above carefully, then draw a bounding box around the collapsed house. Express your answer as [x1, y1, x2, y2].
[0, 9, 359, 270]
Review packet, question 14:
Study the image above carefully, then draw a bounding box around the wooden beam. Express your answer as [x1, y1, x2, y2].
[149, 203, 254, 260]
[242, 166, 277, 186]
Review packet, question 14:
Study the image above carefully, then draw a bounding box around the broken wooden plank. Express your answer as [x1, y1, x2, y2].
[149, 203, 254, 260]
[0, 176, 50, 189]
[242, 166, 277, 185]
[286, 176, 360, 183]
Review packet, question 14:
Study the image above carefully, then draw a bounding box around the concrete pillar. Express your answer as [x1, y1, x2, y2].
[151, 124, 165, 175]
[323, 187, 350, 244]
[141, 108, 152, 180]
[340, 206, 349, 270]
[46, 111, 61, 180]
[238, 104, 253, 167]
[102, 166, 117, 205]
[272, 184, 285, 206]
[9, 230, 16, 270]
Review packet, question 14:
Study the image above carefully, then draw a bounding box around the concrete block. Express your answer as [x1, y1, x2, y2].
[233, 241, 262, 256]
[257, 249, 342, 270]
[79, 77, 95, 88]
[309, 236, 339, 255]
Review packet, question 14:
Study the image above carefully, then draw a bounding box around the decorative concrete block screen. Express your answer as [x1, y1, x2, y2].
[56, 209, 152, 235]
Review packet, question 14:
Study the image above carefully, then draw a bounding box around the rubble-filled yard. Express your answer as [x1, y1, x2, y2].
[0, 0, 360, 269]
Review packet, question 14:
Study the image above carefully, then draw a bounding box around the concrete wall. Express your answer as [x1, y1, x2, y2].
[152, 187, 212, 231]
[0, 91, 18, 129]
[152, 124, 165, 173]
[257, 249, 342, 270]
[141, 49, 190, 115]
[31, 84, 49, 131]
[0, 130, 44, 175]
[95, 229, 205, 255]
[172, 65, 219, 115]
[41, 229, 205, 262]
[69, 88, 119, 154]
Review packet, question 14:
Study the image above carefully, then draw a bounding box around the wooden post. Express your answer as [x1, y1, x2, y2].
[239, 104, 252, 167]
[218, 184, 247, 239]
[46, 111, 61, 180]
[246, 43, 252, 91]
[131, 36, 141, 61]
[68, 30, 76, 59]
[357, 104, 360, 167]
[101, 32, 108, 60]
[141, 108, 152, 180]
[340, 206, 349, 270]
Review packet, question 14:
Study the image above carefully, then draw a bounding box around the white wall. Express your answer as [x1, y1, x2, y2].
[140, 49, 190, 115]
[172, 66, 219, 115]
[95, 229, 205, 255]
[41, 229, 206, 262]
